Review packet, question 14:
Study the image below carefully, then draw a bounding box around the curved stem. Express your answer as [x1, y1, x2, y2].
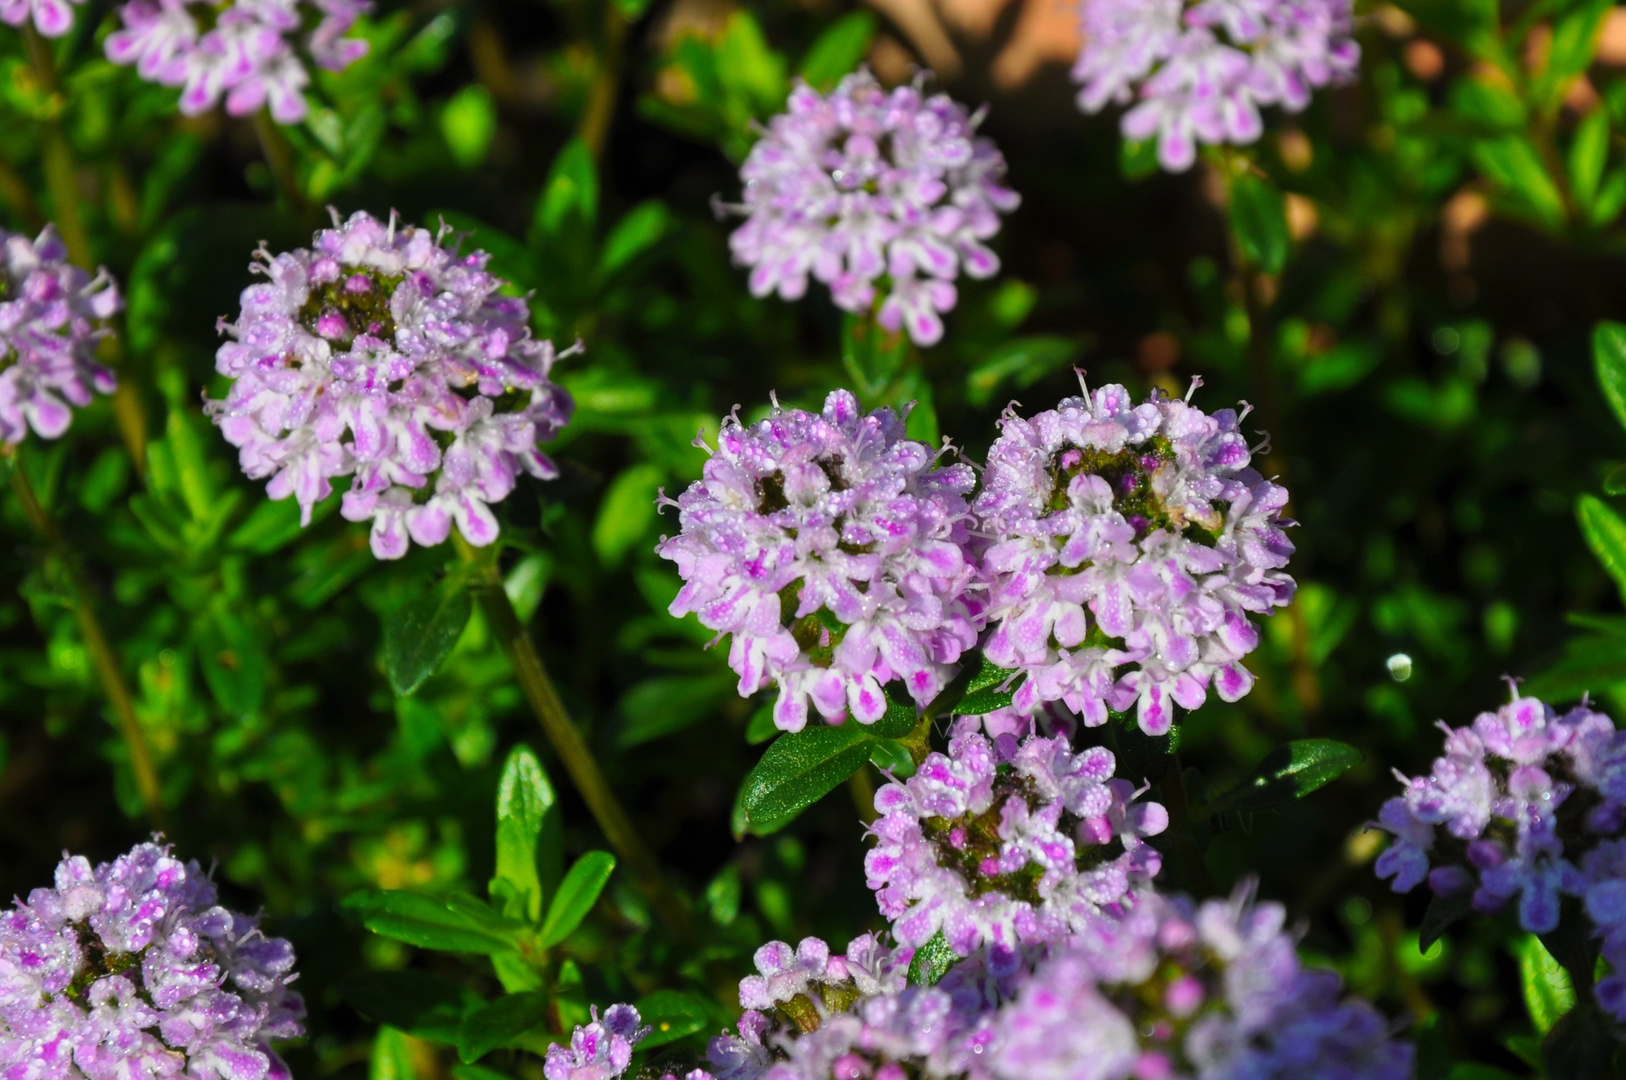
[7, 454, 164, 828]
[21, 24, 93, 269]
[578, 5, 628, 160]
[457, 539, 693, 940]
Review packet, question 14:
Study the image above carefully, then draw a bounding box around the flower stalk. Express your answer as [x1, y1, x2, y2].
[457, 538, 692, 940]
[6, 451, 163, 827]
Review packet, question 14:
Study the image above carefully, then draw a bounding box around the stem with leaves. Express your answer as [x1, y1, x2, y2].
[6, 451, 164, 828]
[457, 539, 693, 939]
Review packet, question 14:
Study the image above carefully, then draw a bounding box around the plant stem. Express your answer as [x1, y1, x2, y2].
[457, 538, 693, 939]
[22, 24, 94, 269]
[252, 111, 307, 216]
[7, 453, 164, 828]
[578, 5, 628, 160]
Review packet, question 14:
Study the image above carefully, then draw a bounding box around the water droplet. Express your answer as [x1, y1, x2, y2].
[1386, 653, 1413, 682]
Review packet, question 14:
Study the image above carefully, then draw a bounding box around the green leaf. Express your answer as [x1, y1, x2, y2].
[539, 851, 616, 947]
[535, 138, 599, 237]
[1198, 739, 1361, 817]
[196, 605, 267, 715]
[593, 463, 664, 568]
[906, 930, 959, 986]
[737, 725, 878, 836]
[226, 496, 311, 555]
[1578, 494, 1626, 600]
[872, 685, 922, 739]
[1227, 173, 1290, 275]
[797, 11, 876, 91]
[636, 989, 714, 1049]
[491, 746, 555, 923]
[384, 580, 474, 696]
[342, 890, 522, 954]
[1517, 934, 1576, 1035]
[1542, 997, 1616, 1080]
[1419, 889, 1474, 952]
[868, 738, 915, 778]
[341, 970, 478, 1045]
[441, 85, 497, 169]
[1473, 136, 1566, 227]
[371, 1027, 422, 1080]
[1544, 0, 1612, 91]
[1593, 322, 1626, 433]
[452, 1066, 514, 1080]
[1568, 109, 1610, 209]
[842, 312, 912, 393]
[1119, 137, 1160, 180]
[934, 653, 1015, 717]
[1521, 630, 1626, 700]
[598, 201, 670, 278]
[457, 992, 550, 1063]
[745, 702, 778, 745]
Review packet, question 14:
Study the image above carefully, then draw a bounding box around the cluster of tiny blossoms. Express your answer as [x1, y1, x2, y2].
[548, 891, 1409, 1080]
[661, 382, 1292, 735]
[208, 210, 575, 560]
[866, 719, 1167, 958]
[0, 842, 303, 1080]
[657, 390, 981, 732]
[975, 381, 1295, 736]
[105, 0, 370, 124]
[1073, 0, 1359, 171]
[0, 225, 121, 447]
[1375, 690, 1626, 1020]
[724, 69, 1019, 347]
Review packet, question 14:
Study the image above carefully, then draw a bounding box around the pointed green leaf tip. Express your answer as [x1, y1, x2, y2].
[1227, 173, 1290, 276]
[384, 579, 473, 696]
[491, 745, 554, 923]
[906, 930, 959, 986]
[737, 724, 878, 836]
[1577, 495, 1626, 602]
[1594, 321, 1626, 433]
[1199, 738, 1362, 817]
[539, 851, 616, 947]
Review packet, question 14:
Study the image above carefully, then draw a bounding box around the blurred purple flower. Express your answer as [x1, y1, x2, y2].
[0, 225, 120, 446]
[106, 0, 371, 124]
[0, 0, 82, 36]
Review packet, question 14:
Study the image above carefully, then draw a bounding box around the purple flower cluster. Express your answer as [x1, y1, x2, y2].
[105, 0, 370, 124]
[544, 1004, 650, 1080]
[723, 69, 1019, 347]
[1073, 0, 1359, 171]
[0, 842, 304, 1080]
[1375, 689, 1626, 1020]
[0, 0, 80, 36]
[207, 210, 575, 560]
[0, 225, 121, 447]
[975, 381, 1294, 736]
[865, 720, 1166, 958]
[657, 390, 981, 732]
[552, 890, 1409, 1080]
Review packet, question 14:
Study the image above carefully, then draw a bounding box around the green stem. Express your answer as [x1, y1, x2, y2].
[22, 24, 93, 269]
[457, 538, 693, 940]
[578, 5, 628, 160]
[7, 453, 164, 828]
[252, 110, 307, 216]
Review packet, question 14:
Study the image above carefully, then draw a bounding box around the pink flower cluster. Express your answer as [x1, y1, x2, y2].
[865, 720, 1166, 958]
[724, 69, 1019, 346]
[105, 0, 371, 124]
[0, 842, 304, 1080]
[0, 225, 120, 447]
[661, 382, 1294, 737]
[0, 0, 81, 36]
[657, 390, 981, 732]
[208, 210, 575, 559]
[1074, 0, 1359, 171]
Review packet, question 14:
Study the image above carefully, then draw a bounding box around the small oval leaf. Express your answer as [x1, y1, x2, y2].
[539, 851, 616, 947]
[457, 991, 551, 1063]
[1595, 322, 1626, 433]
[906, 930, 959, 987]
[384, 581, 473, 696]
[1577, 494, 1626, 601]
[342, 890, 520, 955]
[738, 725, 877, 836]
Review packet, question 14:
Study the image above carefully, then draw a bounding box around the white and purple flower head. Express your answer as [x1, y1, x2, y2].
[864, 719, 1167, 960]
[974, 379, 1294, 738]
[207, 209, 576, 560]
[722, 68, 1019, 347]
[1073, 0, 1359, 171]
[1374, 687, 1626, 1022]
[0, 841, 304, 1080]
[105, 0, 371, 124]
[544, 1003, 651, 1080]
[0, 0, 81, 36]
[0, 225, 121, 447]
[657, 390, 982, 732]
